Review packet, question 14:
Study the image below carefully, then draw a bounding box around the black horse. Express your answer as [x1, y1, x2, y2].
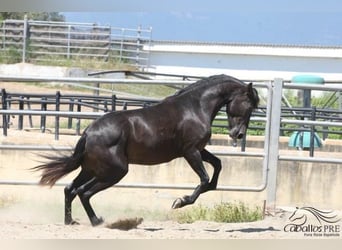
[33, 74, 259, 226]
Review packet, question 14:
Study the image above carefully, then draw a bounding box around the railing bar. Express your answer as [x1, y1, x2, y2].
[0, 179, 265, 191]
[279, 156, 342, 164]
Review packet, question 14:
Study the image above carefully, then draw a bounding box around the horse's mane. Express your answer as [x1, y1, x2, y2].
[174, 74, 245, 97]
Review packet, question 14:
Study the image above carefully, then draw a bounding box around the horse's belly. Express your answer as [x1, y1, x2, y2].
[127, 142, 181, 165]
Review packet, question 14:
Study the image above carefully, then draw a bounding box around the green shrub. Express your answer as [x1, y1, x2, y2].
[212, 202, 263, 223]
[171, 202, 263, 224]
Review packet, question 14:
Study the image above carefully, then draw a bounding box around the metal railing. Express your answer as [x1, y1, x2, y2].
[0, 75, 272, 193]
[0, 76, 341, 211]
[0, 18, 152, 68]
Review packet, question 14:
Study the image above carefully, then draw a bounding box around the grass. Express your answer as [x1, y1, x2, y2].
[0, 195, 18, 208]
[170, 202, 263, 224]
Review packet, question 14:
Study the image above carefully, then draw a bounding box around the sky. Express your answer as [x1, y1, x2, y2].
[3, 0, 342, 46]
[61, 0, 342, 46]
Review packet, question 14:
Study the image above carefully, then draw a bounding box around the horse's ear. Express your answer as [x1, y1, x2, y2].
[247, 82, 253, 94]
[247, 82, 259, 106]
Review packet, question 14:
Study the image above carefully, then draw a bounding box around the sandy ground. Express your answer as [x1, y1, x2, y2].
[0, 176, 341, 239]
[1, 82, 341, 239]
[0, 186, 310, 239]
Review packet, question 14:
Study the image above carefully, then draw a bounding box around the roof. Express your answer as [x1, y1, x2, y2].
[146, 40, 342, 59]
[151, 39, 342, 49]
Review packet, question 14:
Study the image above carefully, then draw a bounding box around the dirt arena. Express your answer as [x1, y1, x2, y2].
[1, 130, 337, 239]
[0, 187, 312, 239]
[1, 83, 341, 239]
[0, 165, 340, 239]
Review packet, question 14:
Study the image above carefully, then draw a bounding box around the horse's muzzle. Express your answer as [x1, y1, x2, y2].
[229, 126, 246, 140]
[229, 132, 244, 140]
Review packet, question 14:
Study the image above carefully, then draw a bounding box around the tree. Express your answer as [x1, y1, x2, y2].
[0, 12, 65, 22]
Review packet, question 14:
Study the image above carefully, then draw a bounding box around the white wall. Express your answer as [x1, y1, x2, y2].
[145, 42, 342, 82]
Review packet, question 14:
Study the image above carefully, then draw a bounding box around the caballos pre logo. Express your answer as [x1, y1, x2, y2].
[284, 207, 341, 237]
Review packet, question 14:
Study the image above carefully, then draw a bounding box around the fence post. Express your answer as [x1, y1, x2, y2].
[339, 91, 342, 118]
[120, 28, 124, 62]
[26, 97, 33, 128]
[135, 25, 141, 66]
[40, 97, 47, 133]
[68, 98, 74, 129]
[1, 89, 8, 136]
[123, 102, 128, 110]
[309, 106, 317, 157]
[266, 78, 283, 212]
[55, 91, 61, 140]
[22, 15, 28, 63]
[107, 25, 111, 61]
[111, 94, 116, 111]
[67, 25, 71, 59]
[2, 21, 6, 49]
[76, 98, 81, 136]
[18, 96, 24, 130]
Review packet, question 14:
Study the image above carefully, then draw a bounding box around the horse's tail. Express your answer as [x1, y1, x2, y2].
[33, 133, 87, 187]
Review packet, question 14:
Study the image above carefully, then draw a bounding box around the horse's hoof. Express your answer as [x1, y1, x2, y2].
[70, 220, 80, 225]
[172, 198, 183, 209]
[91, 216, 104, 227]
[65, 219, 80, 225]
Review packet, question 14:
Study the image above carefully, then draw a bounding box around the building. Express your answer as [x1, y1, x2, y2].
[145, 40, 342, 82]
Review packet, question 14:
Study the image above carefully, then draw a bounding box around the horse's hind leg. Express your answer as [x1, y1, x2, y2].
[64, 170, 93, 225]
[77, 167, 128, 226]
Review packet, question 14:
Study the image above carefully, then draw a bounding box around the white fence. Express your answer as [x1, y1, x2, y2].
[0, 18, 152, 67]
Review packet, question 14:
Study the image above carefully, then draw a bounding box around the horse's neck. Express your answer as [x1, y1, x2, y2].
[200, 83, 234, 119]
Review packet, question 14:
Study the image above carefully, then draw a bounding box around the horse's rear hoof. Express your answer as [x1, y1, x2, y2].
[65, 219, 80, 225]
[91, 216, 104, 227]
[70, 220, 80, 225]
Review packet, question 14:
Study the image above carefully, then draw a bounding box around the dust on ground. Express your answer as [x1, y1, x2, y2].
[1, 183, 341, 239]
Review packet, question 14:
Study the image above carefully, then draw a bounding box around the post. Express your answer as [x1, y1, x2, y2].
[18, 96, 24, 130]
[67, 25, 71, 59]
[68, 98, 74, 129]
[266, 78, 283, 212]
[75, 98, 81, 136]
[40, 97, 47, 133]
[136, 25, 141, 66]
[120, 28, 124, 62]
[1, 89, 8, 136]
[339, 91, 342, 118]
[309, 107, 316, 157]
[111, 94, 116, 111]
[22, 15, 28, 63]
[93, 82, 100, 112]
[26, 97, 33, 128]
[55, 91, 61, 140]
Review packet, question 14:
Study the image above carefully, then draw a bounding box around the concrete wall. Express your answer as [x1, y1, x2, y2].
[1, 146, 341, 210]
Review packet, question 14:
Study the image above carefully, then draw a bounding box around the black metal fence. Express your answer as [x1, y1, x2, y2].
[0, 89, 158, 139]
[1, 88, 341, 142]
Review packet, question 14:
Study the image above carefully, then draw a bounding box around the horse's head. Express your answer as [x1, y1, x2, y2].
[226, 82, 259, 141]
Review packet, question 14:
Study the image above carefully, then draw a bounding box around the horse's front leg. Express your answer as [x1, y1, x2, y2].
[200, 149, 222, 190]
[172, 150, 210, 209]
